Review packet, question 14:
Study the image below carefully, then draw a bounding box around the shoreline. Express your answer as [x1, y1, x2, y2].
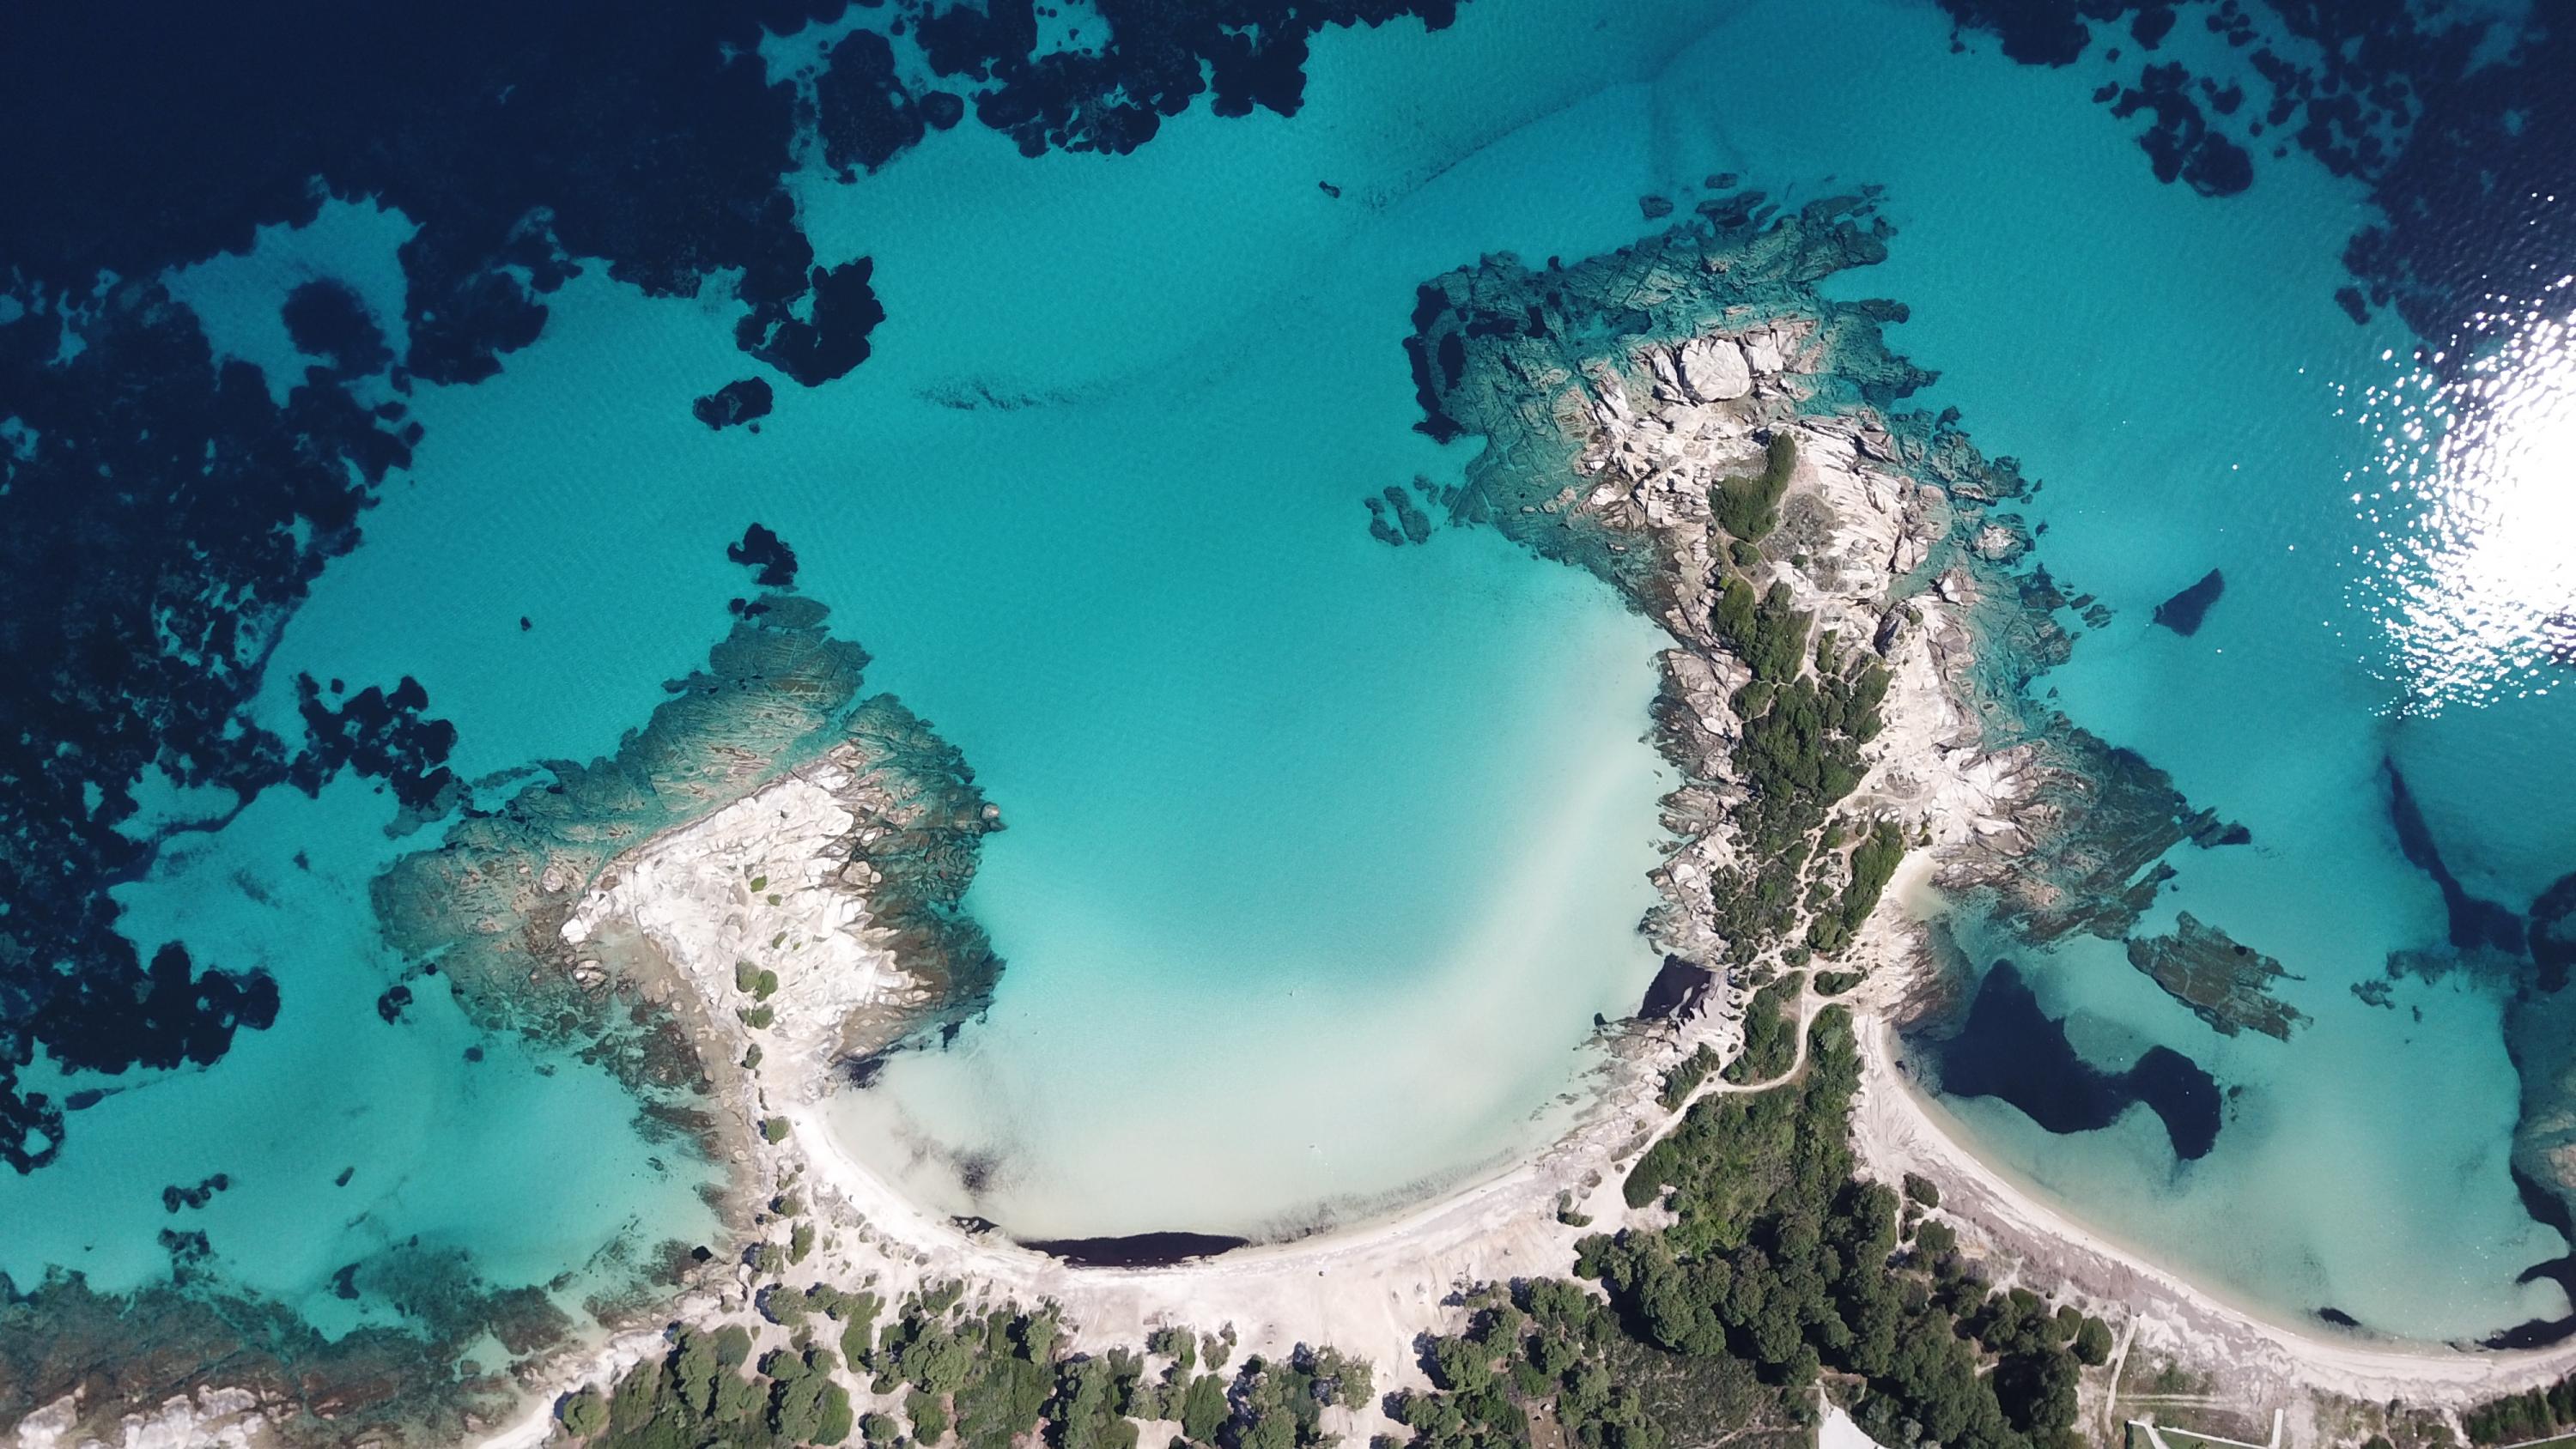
[487, 276, 2576, 1444]
[1848, 982, 2576, 1408]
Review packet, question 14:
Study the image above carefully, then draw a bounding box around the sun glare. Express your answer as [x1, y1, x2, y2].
[2354, 282, 2576, 707]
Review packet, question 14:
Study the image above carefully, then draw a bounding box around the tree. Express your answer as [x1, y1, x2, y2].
[2072, 1316, 2114, 1367]
[557, 1387, 609, 1440]
[1179, 1373, 1230, 1441]
[908, 1387, 953, 1444]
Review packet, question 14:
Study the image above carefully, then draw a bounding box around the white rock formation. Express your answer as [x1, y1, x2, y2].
[1676, 336, 1753, 401]
[564, 744, 924, 1100]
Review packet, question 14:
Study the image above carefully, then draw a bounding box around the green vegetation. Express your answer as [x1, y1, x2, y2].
[762, 1117, 792, 1144]
[1701, 589, 1893, 967]
[1901, 1173, 1940, 1210]
[1813, 969, 1862, 997]
[1147, 1326, 1196, 1372]
[1712, 579, 1810, 687]
[548, 1282, 1370, 1449]
[1394, 1010, 2101, 1449]
[1659, 1044, 1722, 1111]
[1711, 433, 1799, 543]
[2072, 1316, 2114, 1368]
[734, 960, 781, 999]
[2467, 1374, 2576, 1444]
[1721, 978, 1799, 1087]
[574, 1324, 849, 1447]
[1807, 819, 1906, 956]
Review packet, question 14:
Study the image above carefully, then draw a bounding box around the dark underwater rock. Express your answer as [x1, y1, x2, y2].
[291, 674, 459, 813]
[161, 1173, 230, 1213]
[281, 278, 392, 377]
[738, 258, 884, 388]
[1363, 484, 1435, 546]
[2123, 911, 2306, 1040]
[691, 377, 774, 431]
[2533, 873, 2576, 993]
[2384, 759, 2525, 956]
[726, 522, 799, 588]
[2111, 62, 2254, 197]
[1934, 0, 2576, 359]
[2151, 567, 2225, 635]
[0, 280, 416, 1173]
[814, 28, 927, 179]
[1933, 960, 2221, 1160]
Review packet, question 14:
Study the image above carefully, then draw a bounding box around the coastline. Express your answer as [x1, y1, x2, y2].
[484, 200, 2576, 1445]
[1847, 967, 2576, 1410]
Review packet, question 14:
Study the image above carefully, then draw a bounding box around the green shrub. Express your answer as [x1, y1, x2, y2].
[1710, 433, 1798, 543]
[1721, 977, 1799, 1086]
[557, 1387, 609, 1439]
[907, 1387, 951, 1444]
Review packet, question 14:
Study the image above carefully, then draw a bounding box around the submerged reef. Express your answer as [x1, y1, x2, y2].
[0, 1240, 608, 1447]
[2123, 912, 2304, 1040]
[2385, 759, 2527, 958]
[1404, 191, 2245, 1038]
[0, 278, 453, 1173]
[692, 378, 776, 432]
[2151, 567, 2225, 636]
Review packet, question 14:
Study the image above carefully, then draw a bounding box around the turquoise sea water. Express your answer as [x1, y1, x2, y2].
[9, 0, 2572, 1355]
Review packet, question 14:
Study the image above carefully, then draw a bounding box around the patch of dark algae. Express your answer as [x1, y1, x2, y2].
[1928, 961, 2221, 1161]
[1931, 0, 2576, 361]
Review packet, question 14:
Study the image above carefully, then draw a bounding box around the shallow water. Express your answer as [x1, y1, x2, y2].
[7, 0, 2571, 1369]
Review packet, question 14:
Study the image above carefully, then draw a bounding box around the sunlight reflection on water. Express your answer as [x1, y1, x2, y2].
[2353, 275, 2576, 708]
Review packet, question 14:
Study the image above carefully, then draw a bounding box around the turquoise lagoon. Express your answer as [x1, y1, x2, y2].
[10, 0, 2574, 1354]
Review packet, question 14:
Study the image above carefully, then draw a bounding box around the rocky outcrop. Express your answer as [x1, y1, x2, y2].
[565, 699, 1004, 1094]
[373, 589, 1000, 1106]
[2123, 912, 2306, 1040]
[1405, 191, 2245, 1026]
